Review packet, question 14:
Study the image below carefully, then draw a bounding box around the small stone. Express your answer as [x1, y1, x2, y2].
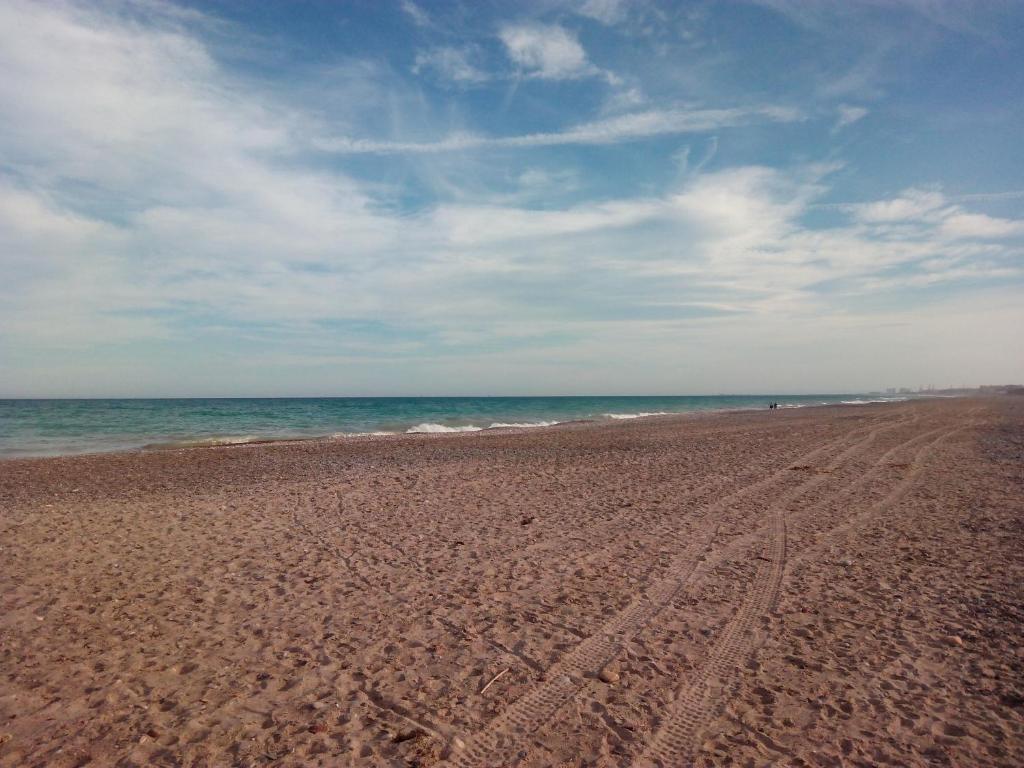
[599, 668, 620, 684]
[949, 635, 964, 647]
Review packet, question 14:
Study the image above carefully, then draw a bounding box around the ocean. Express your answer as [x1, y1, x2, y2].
[0, 395, 906, 458]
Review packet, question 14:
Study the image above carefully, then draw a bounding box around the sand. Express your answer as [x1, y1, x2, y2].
[1, 397, 1022, 767]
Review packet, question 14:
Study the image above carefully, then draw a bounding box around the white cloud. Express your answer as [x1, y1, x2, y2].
[835, 188, 1024, 241]
[940, 212, 1024, 239]
[849, 188, 948, 222]
[316, 106, 802, 153]
[413, 46, 489, 83]
[603, 85, 646, 111]
[576, 0, 628, 25]
[499, 23, 596, 80]
[670, 165, 822, 247]
[401, 0, 430, 27]
[417, 165, 1021, 321]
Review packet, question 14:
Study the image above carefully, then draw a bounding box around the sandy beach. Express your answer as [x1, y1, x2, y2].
[1, 397, 1022, 767]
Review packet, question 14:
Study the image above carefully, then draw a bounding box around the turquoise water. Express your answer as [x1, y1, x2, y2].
[0, 395, 905, 458]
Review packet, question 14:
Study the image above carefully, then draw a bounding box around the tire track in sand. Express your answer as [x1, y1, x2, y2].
[632, 419, 965, 768]
[684, 418, 948, 583]
[787, 420, 975, 571]
[440, 411, 912, 768]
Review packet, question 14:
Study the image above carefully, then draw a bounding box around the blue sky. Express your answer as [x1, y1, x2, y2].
[1, 0, 1022, 396]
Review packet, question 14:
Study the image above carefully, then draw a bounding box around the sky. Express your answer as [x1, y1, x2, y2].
[1, 0, 1022, 397]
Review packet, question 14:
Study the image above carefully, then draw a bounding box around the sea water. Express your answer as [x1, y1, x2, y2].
[0, 395, 907, 458]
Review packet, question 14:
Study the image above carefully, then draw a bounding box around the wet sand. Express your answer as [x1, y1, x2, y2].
[1, 397, 1022, 767]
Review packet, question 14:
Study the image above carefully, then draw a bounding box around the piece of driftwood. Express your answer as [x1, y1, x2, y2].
[480, 667, 510, 695]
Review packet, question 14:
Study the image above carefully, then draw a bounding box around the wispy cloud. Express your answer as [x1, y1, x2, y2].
[412, 46, 489, 84]
[751, 0, 1011, 42]
[575, 0, 628, 25]
[834, 104, 868, 131]
[400, 0, 431, 28]
[315, 106, 802, 154]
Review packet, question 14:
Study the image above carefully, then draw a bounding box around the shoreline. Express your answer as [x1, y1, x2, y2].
[0, 396, 923, 463]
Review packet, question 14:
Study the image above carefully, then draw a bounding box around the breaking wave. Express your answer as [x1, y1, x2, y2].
[487, 420, 561, 429]
[604, 411, 673, 420]
[406, 423, 483, 433]
[841, 398, 908, 405]
[407, 419, 562, 433]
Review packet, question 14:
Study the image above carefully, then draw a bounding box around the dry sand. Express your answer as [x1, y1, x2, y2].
[1, 397, 1022, 767]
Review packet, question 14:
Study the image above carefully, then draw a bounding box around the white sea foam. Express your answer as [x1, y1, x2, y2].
[841, 397, 908, 405]
[198, 435, 263, 446]
[144, 434, 268, 450]
[487, 420, 561, 429]
[332, 431, 395, 438]
[406, 423, 483, 433]
[605, 411, 672, 420]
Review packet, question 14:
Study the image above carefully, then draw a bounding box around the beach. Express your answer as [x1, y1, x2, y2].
[1, 396, 1021, 767]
